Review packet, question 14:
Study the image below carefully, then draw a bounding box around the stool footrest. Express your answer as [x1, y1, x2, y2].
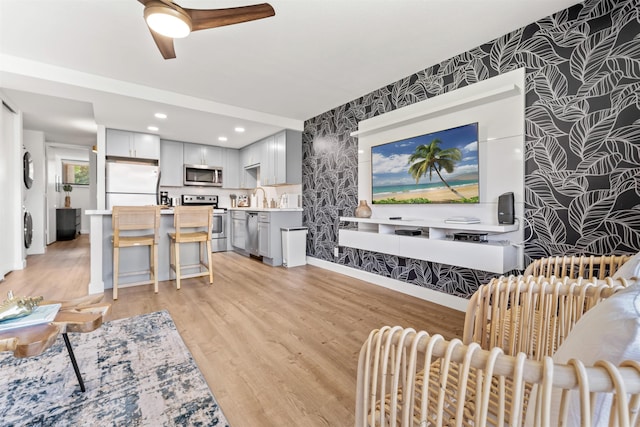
[118, 269, 153, 278]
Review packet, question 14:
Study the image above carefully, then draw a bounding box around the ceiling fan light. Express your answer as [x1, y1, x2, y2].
[144, 5, 192, 38]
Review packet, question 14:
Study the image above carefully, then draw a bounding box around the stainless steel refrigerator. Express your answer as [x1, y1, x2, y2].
[106, 160, 159, 209]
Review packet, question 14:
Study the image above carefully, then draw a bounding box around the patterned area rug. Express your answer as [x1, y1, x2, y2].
[0, 310, 229, 426]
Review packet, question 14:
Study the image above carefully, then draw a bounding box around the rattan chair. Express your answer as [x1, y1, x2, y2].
[356, 326, 640, 427]
[462, 275, 628, 360]
[168, 205, 214, 290]
[111, 205, 161, 300]
[523, 254, 632, 280]
[356, 276, 637, 426]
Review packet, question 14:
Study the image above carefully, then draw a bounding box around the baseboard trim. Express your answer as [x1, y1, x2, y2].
[88, 280, 104, 295]
[306, 257, 468, 312]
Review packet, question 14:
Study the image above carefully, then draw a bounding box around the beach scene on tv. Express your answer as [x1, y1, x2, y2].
[371, 123, 479, 204]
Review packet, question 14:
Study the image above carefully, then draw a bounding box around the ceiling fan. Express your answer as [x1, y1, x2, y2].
[137, 0, 275, 59]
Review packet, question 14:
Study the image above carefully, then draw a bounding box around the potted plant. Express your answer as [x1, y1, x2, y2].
[63, 184, 72, 208]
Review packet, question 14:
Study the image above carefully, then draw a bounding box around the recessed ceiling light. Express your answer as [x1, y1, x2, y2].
[148, 126, 159, 131]
[155, 113, 167, 119]
[234, 127, 245, 133]
[218, 136, 228, 142]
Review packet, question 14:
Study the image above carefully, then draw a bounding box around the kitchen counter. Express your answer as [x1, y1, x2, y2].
[85, 209, 215, 295]
[87, 209, 177, 215]
[84, 206, 304, 295]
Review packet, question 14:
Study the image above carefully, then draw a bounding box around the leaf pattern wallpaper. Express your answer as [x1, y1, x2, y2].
[302, 0, 640, 299]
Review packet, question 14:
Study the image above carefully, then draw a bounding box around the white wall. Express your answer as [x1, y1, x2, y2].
[0, 91, 26, 277]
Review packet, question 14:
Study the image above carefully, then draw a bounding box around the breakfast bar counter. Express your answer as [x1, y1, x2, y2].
[86, 209, 204, 295]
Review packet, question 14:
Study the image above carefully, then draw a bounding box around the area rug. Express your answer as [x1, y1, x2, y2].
[0, 310, 229, 426]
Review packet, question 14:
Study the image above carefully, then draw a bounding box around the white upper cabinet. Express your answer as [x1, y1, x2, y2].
[106, 129, 160, 160]
[260, 135, 275, 186]
[223, 148, 240, 189]
[160, 139, 184, 187]
[240, 142, 261, 169]
[273, 131, 287, 184]
[262, 130, 302, 185]
[239, 130, 302, 187]
[183, 143, 224, 166]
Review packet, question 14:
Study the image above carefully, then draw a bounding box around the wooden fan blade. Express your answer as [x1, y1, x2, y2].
[137, 0, 174, 6]
[148, 27, 176, 59]
[184, 3, 275, 32]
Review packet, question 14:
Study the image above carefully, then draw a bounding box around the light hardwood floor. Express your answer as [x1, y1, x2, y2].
[2, 236, 466, 426]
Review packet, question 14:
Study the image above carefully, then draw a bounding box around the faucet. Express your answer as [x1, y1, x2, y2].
[253, 187, 268, 208]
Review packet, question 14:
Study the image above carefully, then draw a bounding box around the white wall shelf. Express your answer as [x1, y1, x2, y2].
[339, 216, 519, 274]
[350, 83, 519, 138]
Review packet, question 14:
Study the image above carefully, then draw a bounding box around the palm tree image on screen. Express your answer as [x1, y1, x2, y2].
[408, 139, 464, 200]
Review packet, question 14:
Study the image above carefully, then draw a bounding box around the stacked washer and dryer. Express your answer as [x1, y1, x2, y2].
[23, 149, 33, 250]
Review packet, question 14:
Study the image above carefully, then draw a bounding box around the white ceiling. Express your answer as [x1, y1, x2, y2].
[0, 0, 582, 148]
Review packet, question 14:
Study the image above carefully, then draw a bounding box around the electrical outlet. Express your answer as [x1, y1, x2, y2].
[333, 247, 339, 257]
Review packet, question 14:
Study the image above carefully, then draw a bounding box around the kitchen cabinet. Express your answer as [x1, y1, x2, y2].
[160, 139, 184, 186]
[106, 129, 160, 160]
[243, 130, 302, 186]
[240, 168, 257, 189]
[240, 143, 258, 189]
[223, 148, 240, 189]
[230, 209, 302, 266]
[273, 131, 287, 184]
[56, 208, 80, 241]
[241, 142, 261, 169]
[184, 143, 223, 166]
[258, 212, 270, 257]
[231, 210, 246, 250]
[260, 136, 275, 185]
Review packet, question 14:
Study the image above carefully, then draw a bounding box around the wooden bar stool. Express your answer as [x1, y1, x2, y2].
[112, 205, 161, 300]
[168, 205, 214, 290]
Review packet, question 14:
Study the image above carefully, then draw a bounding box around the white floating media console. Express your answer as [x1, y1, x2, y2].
[339, 217, 519, 274]
[340, 68, 527, 274]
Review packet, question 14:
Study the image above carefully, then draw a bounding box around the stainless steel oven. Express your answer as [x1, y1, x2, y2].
[211, 210, 227, 252]
[181, 194, 227, 252]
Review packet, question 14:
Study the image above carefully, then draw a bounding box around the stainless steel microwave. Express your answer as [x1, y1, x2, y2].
[184, 164, 223, 187]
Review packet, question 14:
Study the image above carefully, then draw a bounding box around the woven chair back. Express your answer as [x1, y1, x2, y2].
[112, 205, 160, 246]
[524, 254, 632, 280]
[172, 206, 213, 240]
[463, 276, 625, 360]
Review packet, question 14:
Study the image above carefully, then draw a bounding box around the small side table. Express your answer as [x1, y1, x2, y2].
[0, 295, 110, 392]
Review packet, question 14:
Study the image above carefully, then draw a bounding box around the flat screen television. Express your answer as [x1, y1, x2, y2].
[371, 122, 479, 204]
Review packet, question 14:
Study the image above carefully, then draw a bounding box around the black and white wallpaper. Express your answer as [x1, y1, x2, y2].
[302, 0, 640, 299]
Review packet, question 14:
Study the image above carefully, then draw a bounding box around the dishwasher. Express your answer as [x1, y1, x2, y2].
[246, 212, 259, 257]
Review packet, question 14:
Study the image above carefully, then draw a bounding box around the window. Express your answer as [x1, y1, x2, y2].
[62, 160, 89, 185]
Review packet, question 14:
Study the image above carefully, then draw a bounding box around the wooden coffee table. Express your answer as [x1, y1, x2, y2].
[0, 294, 111, 392]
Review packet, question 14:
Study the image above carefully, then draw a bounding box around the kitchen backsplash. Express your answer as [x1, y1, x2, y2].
[159, 184, 302, 209]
